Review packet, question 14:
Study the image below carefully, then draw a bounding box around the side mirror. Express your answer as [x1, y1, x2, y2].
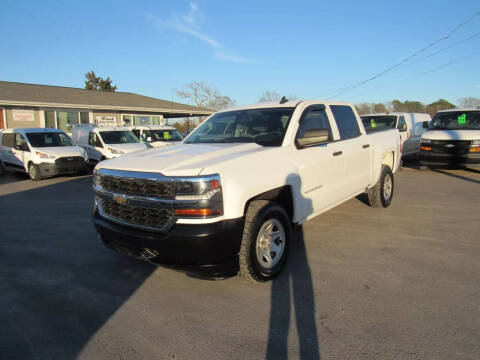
[422, 121, 430, 129]
[15, 144, 29, 152]
[297, 129, 330, 148]
[146, 136, 152, 142]
[399, 123, 408, 132]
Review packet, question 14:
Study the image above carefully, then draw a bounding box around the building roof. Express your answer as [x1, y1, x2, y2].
[0, 81, 214, 117]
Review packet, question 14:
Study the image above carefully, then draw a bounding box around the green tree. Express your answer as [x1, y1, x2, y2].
[391, 100, 425, 113]
[84, 70, 117, 92]
[372, 103, 387, 113]
[355, 103, 372, 115]
[457, 97, 480, 108]
[425, 99, 456, 117]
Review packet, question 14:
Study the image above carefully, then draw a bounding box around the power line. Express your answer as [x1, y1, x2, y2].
[344, 52, 477, 101]
[326, 11, 480, 99]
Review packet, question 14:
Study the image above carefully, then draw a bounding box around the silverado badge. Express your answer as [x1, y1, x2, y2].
[113, 195, 127, 205]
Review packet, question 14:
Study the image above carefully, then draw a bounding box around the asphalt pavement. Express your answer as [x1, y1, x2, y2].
[0, 165, 479, 360]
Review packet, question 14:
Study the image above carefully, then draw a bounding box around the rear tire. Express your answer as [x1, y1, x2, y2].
[367, 165, 394, 208]
[239, 200, 291, 282]
[28, 163, 42, 181]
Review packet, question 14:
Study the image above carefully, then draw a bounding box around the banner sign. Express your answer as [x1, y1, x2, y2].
[12, 110, 35, 122]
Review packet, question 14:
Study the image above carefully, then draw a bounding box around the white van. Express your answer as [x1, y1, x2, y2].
[71, 125, 148, 164]
[0, 128, 88, 180]
[419, 108, 480, 166]
[128, 125, 184, 148]
[361, 112, 431, 157]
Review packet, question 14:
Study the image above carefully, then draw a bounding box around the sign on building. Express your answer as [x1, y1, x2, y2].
[12, 110, 35, 122]
[95, 116, 117, 126]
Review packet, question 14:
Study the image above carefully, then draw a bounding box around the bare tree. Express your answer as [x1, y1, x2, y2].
[355, 103, 372, 115]
[176, 81, 236, 110]
[258, 91, 297, 103]
[457, 97, 480, 108]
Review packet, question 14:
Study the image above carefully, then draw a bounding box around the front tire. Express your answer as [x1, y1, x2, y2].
[367, 165, 394, 208]
[239, 200, 291, 282]
[28, 163, 42, 181]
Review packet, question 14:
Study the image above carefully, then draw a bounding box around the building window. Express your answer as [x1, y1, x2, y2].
[57, 111, 79, 133]
[80, 112, 89, 124]
[45, 111, 55, 128]
[133, 115, 151, 125]
[123, 115, 132, 126]
[152, 116, 160, 125]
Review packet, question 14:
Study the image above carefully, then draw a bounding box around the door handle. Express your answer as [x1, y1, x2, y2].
[332, 151, 343, 156]
[362, 144, 370, 148]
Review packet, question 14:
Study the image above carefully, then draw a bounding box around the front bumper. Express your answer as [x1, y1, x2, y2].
[93, 210, 244, 277]
[419, 151, 480, 166]
[38, 159, 88, 177]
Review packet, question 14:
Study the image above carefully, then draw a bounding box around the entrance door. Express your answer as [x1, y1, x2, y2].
[0, 109, 4, 129]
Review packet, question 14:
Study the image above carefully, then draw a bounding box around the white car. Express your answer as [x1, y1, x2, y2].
[419, 108, 480, 166]
[361, 112, 431, 158]
[92, 100, 401, 282]
[0, 128, 88, 180]
[71, 125, 148, 164]
[128, 125, 184, 148]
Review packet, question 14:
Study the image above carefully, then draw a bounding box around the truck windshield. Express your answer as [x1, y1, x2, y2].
[429, 111, 480, 130]
[361, 116, 397, 132]
[185, 108, 294, 146]
[100, 131, 139, 144]
[26, 132, 73, 147]
[151, 129, 184, 142]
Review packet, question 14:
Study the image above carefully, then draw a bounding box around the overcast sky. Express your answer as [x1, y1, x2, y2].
[0, 0, 479, 106]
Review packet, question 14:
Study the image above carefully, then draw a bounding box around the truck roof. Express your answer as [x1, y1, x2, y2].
[361, 112, 430, 117]
[128, 125, 177, 130]
[1, 127, 65, 134]
[218, 99, 356, 113]
[437, 107, 480, 113]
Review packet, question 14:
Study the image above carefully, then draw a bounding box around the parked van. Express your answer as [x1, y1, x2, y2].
[128, 125, 184, 148]
[419, 108, 480, 166]
[0, 128, 88, 180]
[361, 112, 431, 157]
[71, 125, 148, 164]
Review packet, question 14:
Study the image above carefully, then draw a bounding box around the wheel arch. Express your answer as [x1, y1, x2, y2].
[243, 185, 295, 223]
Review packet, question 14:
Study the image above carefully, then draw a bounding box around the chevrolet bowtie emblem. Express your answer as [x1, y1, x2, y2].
[445, 144, 455, 148]
[113, 195, 127, 205]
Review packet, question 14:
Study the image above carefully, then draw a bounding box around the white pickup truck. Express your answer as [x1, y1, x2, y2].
[92, 100, 401, 282]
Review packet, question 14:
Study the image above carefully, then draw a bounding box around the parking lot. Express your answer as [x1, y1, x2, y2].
[1, 165, 479, 360]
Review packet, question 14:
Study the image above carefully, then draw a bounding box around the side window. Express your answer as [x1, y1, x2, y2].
[2, 133, 15, 147]
[89, 132, 102, 147]
[397, 116, 407, 131]
[330, 105, 361, 140]
[88, 132, 95, 146]
[132, 130, 141, 138]
[15, 134, 29, 151]
[297, 107, 332, 139]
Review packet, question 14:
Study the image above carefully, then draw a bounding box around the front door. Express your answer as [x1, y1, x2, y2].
[87, 132, 103, 162]
[293, 106, 346, 219]
[12, 133, 30, 169]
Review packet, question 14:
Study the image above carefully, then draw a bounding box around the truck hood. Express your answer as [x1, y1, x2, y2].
[150, 141, 181, 148]
[422, 129, 480, 141]
[98, 142, 268, 176]
[106, 143, 148, 153]
[33, 146, 85, 158]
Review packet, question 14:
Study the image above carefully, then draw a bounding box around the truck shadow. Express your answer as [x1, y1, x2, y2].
[266, 174, 320, 360]
[430, 168, 480, 185]
[0, 176, 155, 360]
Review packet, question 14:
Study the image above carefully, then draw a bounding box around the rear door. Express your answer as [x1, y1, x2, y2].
[0, 132, 17, 168]
[403, 114, 423, 155]
[329, 105, 371, 197]
[293, 105, 346, 218]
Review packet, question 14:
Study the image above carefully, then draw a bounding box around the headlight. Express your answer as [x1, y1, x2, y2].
[92, 168, 100, 188]
[472, 139, 480, 145]
[108, 147, 125, 155]
[35, 151, 56, 159]
[173, 175, 223, 217]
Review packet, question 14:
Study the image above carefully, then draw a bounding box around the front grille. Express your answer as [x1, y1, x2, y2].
[430, 140, 471, 155]
[99, 175, 174, 198]
[99, 198, 173, 229]
[55, 156, 84, 167]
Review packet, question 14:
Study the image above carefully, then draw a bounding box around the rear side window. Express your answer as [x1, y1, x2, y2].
[2, 133, 15, 147]
[330, 105, 361, 140]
